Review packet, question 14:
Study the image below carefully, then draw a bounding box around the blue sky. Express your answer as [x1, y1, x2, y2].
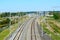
[0, 0, 60, 12]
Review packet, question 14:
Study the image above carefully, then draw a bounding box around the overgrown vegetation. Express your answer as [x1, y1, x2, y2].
[39, 12, 60, 40]
[49, 11, 60, 20]
[0, 12, 30, 40]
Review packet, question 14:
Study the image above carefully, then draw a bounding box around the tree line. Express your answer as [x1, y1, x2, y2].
[0, 11, 37, 17]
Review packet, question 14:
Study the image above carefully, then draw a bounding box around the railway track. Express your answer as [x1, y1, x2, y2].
[13, 18, 34, 40]
[31, 20, 36, 40]
[13, 18, 36, 40]
[7, 17, 52, 40]
[31, 19, 42, 40]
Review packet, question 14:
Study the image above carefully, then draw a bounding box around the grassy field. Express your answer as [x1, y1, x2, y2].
[38, 16, 60, 40]
[0, 28, 10, 40]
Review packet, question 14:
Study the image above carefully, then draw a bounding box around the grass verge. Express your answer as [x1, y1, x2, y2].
[0, 28, 10, 40]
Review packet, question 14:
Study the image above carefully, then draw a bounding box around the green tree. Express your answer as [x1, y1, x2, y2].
[53, 11, 60, 19]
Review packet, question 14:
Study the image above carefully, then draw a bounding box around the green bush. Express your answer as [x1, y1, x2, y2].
[53, 11, 60, 19]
